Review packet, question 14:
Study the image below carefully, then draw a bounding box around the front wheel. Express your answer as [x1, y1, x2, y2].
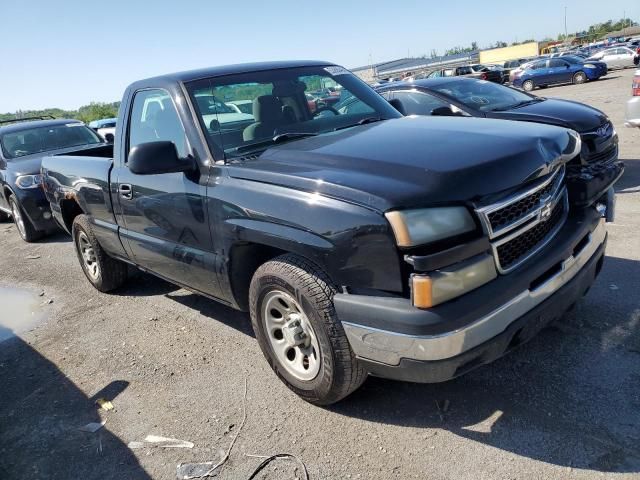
[249, 254, 366, 405]
[573, 71, 587, 85]
[72, 214, 128, 292]
[522, 79, 534, 92]
[9, 196, 42, 242]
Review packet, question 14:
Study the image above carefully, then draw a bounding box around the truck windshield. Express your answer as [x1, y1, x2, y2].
[186, 65, 402, 159]
[1, 123, 102, 159]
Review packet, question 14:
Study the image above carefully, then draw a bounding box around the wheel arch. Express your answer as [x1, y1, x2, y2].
[59, 197, 85, 234]
[225, 220, 335, 311]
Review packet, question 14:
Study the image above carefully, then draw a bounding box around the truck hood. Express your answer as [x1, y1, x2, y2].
[227, 116, 577, 211]
[489, 98, 607, 133]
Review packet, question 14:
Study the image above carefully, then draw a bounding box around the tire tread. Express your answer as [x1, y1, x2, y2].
[249, 254, 366, 405]
[72, 214, 128, 292]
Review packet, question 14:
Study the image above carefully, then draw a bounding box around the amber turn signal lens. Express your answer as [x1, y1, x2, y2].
[411, 275, 433, 309]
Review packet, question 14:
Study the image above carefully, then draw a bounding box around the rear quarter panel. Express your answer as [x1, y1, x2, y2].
[42, 155, 127, 258]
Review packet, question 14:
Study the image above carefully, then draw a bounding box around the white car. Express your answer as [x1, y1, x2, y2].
[193, 94, 254, 130]
[625, 69, 640, 128]
[226, 100, 253, 115]
[88, 118, 117, 142]
[589, 47, 639, 69]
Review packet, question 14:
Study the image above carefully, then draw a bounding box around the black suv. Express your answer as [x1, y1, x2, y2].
[0, 117, 107, 241]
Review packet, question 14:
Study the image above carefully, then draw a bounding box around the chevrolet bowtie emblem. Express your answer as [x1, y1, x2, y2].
[596, 124, 610, 137]
[539, 194, 553, 221]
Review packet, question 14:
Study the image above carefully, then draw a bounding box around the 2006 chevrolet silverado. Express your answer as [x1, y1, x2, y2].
[41, 61, 623, 405]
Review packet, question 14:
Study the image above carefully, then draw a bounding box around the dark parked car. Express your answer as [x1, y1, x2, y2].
[42, 61, 620, 404]
[376, 77, 619, 165]
[511, 56, 607, 91]
[0, 117, 107, 241]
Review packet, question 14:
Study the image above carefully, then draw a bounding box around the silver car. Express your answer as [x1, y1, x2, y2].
[590, 47, 639, 69]
[625, 69, 640, 128]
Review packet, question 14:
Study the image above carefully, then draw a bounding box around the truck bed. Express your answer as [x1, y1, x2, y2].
[41, 148, 120, 247]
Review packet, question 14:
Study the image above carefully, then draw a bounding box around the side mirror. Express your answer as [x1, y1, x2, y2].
[431, 106, 456, 117]
[388, 98, 406, 115]
[128, 141, 194, 175]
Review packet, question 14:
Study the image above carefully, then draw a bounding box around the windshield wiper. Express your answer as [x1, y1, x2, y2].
[272, 132, 318, 143]
[227, 132, 319, 159]
[493, 98, 544, 111]
[334, 116, 385, 131]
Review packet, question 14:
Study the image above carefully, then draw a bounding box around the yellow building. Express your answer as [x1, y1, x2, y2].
[479, 42, 539, 64]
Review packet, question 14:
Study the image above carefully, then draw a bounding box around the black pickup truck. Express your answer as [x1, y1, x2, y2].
[42, 61, 622, 405]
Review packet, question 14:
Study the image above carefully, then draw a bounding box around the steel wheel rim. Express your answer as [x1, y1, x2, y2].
[78, 231, 100, 280]
[11, 202, 26, 238]
[262, 290, 321, 381]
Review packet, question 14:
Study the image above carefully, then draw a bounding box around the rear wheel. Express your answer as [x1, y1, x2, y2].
[249, 254, 366, 405]
[72, 214, 128, 292]
[522, 79, 534, 92]
[573, 71, 587, 85]
[9, 196, 42, 242]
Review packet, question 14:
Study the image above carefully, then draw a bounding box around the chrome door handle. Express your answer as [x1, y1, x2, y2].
[119, 184, 132, 199]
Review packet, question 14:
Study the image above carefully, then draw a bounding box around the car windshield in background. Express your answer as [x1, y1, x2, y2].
[561, 56, 585, 64]
[0, 123, 102, 159]
[186, 65, 401, 159]
[432, 79, 537, 112]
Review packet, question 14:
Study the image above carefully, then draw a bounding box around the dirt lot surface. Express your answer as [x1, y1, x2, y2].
[1, 69, 639, 480]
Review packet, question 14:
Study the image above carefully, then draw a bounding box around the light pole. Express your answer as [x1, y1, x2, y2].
[564, 6, 568, 41]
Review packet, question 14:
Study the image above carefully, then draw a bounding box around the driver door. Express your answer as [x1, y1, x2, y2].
[114, 88, 221, 297]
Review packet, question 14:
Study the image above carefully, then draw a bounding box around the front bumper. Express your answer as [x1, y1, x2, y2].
[625, 96, 640, 128]
[336, 211, 607, 382]
[15, 188, 57, 232]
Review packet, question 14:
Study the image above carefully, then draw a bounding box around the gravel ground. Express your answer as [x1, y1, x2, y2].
[1, 69, 639, 480]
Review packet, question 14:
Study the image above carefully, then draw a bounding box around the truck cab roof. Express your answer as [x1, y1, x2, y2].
[130, 60, 335, 89]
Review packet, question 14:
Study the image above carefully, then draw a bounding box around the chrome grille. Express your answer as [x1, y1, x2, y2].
[495, 193, 567, 271]
[476, 167, 568, 274]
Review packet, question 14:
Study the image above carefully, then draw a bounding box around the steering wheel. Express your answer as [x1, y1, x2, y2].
[314, 106, 339, 116]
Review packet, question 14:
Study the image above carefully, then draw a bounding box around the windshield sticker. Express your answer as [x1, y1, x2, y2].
[324, 66, 350, 76]
[65, 123, 83, 127]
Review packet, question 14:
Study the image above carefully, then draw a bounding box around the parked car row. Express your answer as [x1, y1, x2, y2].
[4, 61, 622, 405]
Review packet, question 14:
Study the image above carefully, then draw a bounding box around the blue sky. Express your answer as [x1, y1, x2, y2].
[1, 0, 637, 111]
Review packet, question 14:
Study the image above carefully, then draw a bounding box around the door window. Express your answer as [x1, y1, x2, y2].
[548, 59, 568, 68]
[128, 89, 188, 158]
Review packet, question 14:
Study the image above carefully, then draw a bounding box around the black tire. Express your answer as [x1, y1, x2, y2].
[9, 195, 42, 242]
[573, 71, 587, 85]
[0, 208, 9, 222]
[249, 254, 367, 405]
[522, 79, 534, 92]
[72, 214, 128, 292]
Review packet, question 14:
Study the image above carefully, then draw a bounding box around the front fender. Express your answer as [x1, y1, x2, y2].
[211, 177, 404, 295]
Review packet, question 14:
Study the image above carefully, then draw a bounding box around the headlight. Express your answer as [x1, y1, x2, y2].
[15, 174, 43, 189]
[583, 64, 596, 69]
[385, 207, 476, 247]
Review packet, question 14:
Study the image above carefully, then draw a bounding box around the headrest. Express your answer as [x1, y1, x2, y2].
[253, 95, 283, 122]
